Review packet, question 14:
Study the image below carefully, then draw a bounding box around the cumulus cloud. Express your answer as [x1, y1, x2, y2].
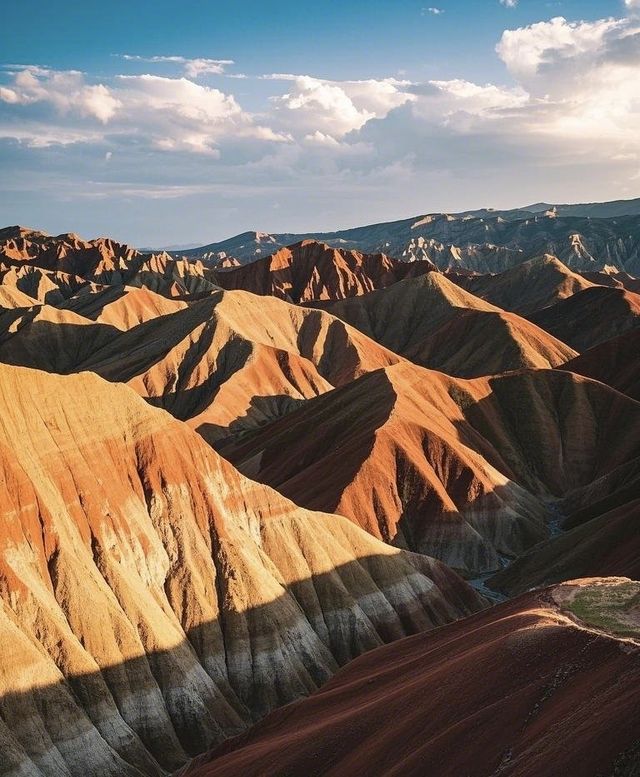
[496, 16, 626, 82]
[0, 67, 121, 122]
[266, 74, 415, 137]
[1, 10, 639, 241]
[500, 0, 518, 7]
[327, 11, 640, 211]
[0, 66, 286, 153]
[495, 15, 640, 147]
[423, 7, 444, 15]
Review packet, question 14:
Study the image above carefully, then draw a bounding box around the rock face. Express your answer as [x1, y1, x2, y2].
[560, 329, 640, 401]
[181, 578, 640, 777]
[0, 364, 483, 776]
[447, 255, 595, 315]
[0, 226, 221, 299]
[213, 240, 435, 302]
[0, 288, 401, 445]
[529, 285, 640, 351]
[318, 272, 577, 377]
[221, 364, 640, 576]
[0, 218, 639, 776]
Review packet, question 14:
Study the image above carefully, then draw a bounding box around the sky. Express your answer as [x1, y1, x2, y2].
[0, 0, 639, 246]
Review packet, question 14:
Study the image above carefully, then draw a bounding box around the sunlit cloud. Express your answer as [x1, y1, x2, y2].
[1, 8, 639, 242]
[119, 54, 234, 77]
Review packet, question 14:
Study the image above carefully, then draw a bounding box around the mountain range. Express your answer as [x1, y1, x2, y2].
[0, 200, 639, 776]
[169, 198, 640, 275]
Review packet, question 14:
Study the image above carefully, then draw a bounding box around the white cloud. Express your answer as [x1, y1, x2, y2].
[266, 75, 415, 138]
[1, 11, 639, 235]
[1, 67, 121, 122]
[494, 16, 640, 149]
[496, 16, 625, 82]
[423, 7, 444, 15]
[120, 54, 234, 78]
[500, 0, 518, 7]
[0, 67, 287, 153]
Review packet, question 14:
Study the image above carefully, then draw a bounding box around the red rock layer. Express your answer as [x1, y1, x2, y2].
[222, 364, 640, 575]
[182, 579, 640, 777]
[319, 271, 577, 376]
[0, 289, 401, 444]
[0, 363, 483, 775]
[214, 240, 435, 302]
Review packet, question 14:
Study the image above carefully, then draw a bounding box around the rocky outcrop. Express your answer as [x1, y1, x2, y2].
[0, 364, 483, 776]
[176, 207, 640, 274]
[213, 240, 435, 302]
[0, 227, 221, 299]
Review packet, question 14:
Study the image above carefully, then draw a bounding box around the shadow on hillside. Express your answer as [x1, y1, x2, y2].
[0, 318, 121, 372]
[215, 370, 398, 519]
[0, 552, 480, 777]
[488, 495, 640, 597]
[216, 368, 640, 580]
[296, 310, 363, 386]
[143, 331, 254, 421]
[59, 284, 131, 319]
[0, 308, 257, 423]
[199, 393, 310, 448]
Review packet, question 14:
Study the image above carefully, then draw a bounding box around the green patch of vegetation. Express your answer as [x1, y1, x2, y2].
[565, 582, 640, 639]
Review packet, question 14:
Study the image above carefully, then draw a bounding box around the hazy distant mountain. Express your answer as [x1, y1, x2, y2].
[524, 197, 640, 218]
[173, 198, 640, 274]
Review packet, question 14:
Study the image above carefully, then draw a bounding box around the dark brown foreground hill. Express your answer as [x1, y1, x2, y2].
[181, 578, 640, 777]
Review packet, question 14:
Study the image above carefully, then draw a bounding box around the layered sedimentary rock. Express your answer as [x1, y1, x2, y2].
[560, 329, 640, 401]
[59, 284, 189, 328]
[318, 272, 576, 376]
[222, 364, 640, 575]
[213, 240, 435, 302]
[448, 255, 595, 315]
[0, 364, 483, 776]
[529, 285, 640, 351]
[182, 578, 640, 777]
[0, 226, 221, 299]
[0, 289, 401, 443]
[0, 262, 94, 304]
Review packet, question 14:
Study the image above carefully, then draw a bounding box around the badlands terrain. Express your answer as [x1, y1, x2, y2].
[0, 201, 639, 776]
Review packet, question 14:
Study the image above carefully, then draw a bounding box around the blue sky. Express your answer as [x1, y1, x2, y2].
[1, 0, 638, 245]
